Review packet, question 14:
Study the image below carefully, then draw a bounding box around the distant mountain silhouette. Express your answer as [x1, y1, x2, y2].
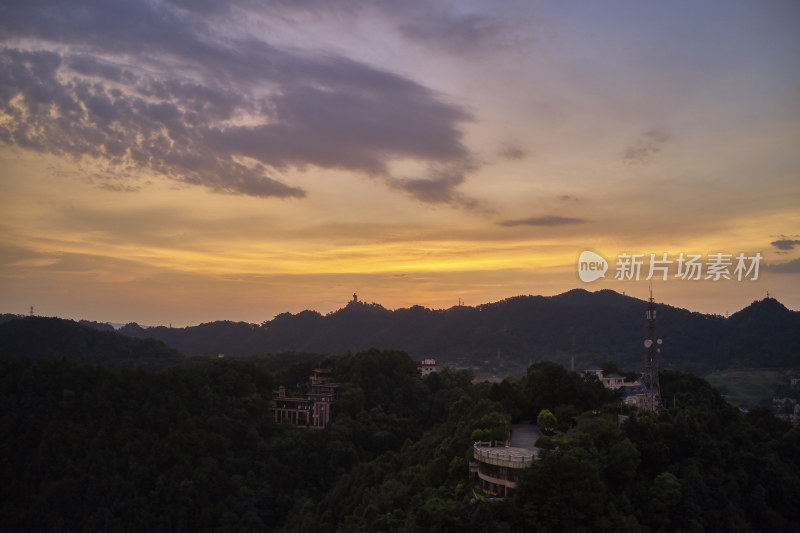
[0, 313, 24, 325]
[78, 319, 116, 332]
[723, 297, 800, 368]
[95, 289, 799, 374]
[0, 316, 184, 370]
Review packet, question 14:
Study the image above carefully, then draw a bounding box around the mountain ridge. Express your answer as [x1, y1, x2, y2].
[0, 316, 184, 370]
[8, 289, 789, 375]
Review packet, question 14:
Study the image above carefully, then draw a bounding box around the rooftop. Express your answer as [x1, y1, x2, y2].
[473, 442, 536, 467]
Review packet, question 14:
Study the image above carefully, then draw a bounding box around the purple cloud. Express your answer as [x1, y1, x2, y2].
[0, 0, 479, 204]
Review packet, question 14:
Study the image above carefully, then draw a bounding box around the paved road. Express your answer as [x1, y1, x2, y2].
[509, 422, 541, 451]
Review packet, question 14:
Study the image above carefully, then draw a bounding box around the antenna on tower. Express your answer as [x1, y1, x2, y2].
[642, 288, 662, 411]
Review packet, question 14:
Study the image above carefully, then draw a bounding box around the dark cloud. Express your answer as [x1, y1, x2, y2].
[771, 239, 800, 251]
[207, 79, 470, 175]
[0, 0, 477, 204]
[388, 164, 478, 208]
[499, 216, 586, 227]
[499, 145, 526, 160]
[622, 128, 671, 164]
[763, 258, 800, 273]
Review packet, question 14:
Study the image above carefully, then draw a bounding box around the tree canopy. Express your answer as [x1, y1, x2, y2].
[1, 348, 798, 531]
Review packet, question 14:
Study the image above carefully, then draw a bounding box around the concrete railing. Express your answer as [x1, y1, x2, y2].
[473, 442, 535, 467]
[476, 470, 518, 489]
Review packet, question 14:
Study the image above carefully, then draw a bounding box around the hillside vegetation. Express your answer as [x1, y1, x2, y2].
[0, 316, 183, 370]
[1, 346, 798, 531]
[102, 290, 800, 376]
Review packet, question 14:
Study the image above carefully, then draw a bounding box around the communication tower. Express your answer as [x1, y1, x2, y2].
[642, 288, 662, 411]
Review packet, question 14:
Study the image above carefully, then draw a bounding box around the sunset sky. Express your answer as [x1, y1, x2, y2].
[2, 0, 799, 326]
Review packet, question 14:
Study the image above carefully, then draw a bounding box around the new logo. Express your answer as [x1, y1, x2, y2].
[578, 251, 608, 282]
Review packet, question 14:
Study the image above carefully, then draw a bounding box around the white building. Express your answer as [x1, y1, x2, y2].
[417, 359, 437, 376]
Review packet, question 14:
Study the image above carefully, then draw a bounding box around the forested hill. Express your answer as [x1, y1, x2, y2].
[0, 316, 184, 370]
[104, 289, 799, 374]
[1, 350, 798, 531]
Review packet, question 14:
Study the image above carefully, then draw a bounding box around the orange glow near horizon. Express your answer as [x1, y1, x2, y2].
[1, 2, 798, 326]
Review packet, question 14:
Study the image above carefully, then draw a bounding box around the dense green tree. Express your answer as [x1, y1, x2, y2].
[0, 316, 183, 369]
[646, 471, 682, 530]
[2, 352, 799, 531]
[523, 361, 615, 417]
[518, 446, 608, 532]
[537, 409, 558, 434]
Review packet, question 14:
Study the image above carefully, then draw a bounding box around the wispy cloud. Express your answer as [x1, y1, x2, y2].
[254, 0, 528, 57]
[498, 144, 526, 160]
[499, 216, 586, 227]
[621, 128, 671, 164]
[395, 5, 523, 56]
[0, 0, 477, 203]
